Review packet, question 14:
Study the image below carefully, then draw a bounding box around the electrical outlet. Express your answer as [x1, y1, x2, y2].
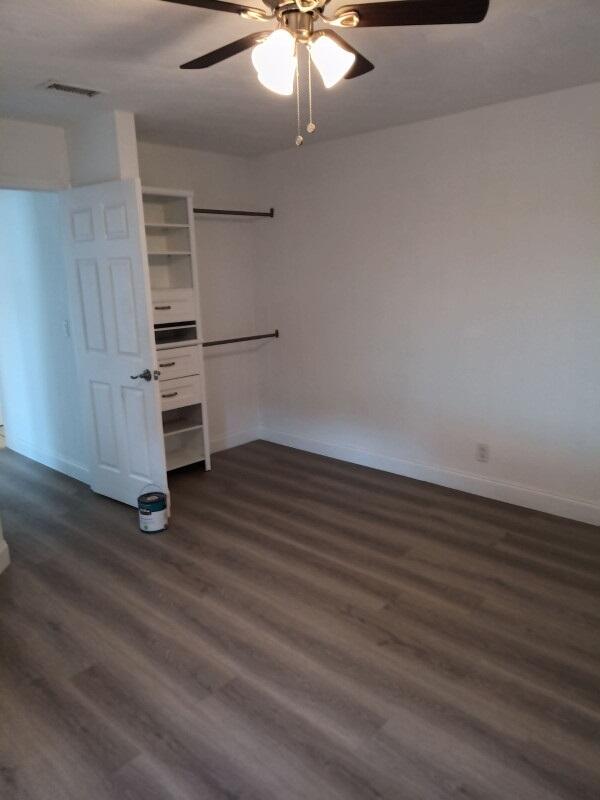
[477, 443, 490, 463]
[63, 319, 71, 338]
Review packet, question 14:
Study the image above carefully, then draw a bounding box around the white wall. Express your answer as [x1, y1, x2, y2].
[137, 140, 265, 452]
[0, 118, 69, 190]
[0, 111, 139, 192]
[0, 189, 87, 480]
[67, 110, 139, 187]
[254, 83, 600, 525]
[3, 85, 598, 525]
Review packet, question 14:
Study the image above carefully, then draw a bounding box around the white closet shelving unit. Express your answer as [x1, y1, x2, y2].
[142, 187, 211, 472]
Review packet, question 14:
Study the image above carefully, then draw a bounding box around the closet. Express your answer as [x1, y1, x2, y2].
[62, 178, 274, 509]
[61, 177, 210, 507]
[142, 187, 211, 473]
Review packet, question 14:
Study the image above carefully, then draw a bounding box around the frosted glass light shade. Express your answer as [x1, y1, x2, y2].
[252, 29, 297, 96]
[309, 34, 355, 88]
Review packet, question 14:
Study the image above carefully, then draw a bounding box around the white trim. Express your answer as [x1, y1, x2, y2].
[210, 427, 261, 455]
[5, 435, 89, 484]
[0, 539, 9, 575]
[0, 513, 9, 575]
[259, 428, 600, 526]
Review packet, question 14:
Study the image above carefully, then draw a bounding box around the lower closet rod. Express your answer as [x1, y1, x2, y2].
[203, 330, 279, 348]
[194, 207, 274, 218]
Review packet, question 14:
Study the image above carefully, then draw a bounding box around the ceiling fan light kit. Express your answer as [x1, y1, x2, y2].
[163, 0, 490, 144]
[309, 31, 356, 88]
[251, 28, 297, 95]
[249, 24, 356, 96]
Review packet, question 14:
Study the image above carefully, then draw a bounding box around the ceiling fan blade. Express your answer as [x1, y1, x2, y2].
[180, 32, 269, 69]
[320, 31, 374, 79]
[334, 0, 489, 28]
[162, 0, 264, 17]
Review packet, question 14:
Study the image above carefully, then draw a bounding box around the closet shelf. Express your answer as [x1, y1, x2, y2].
[148, 251, 192, 257]
[142, 185, 211, 473]
[145, 223, 190, 230]
[163, 420, 204, 437]
[166, 447, 204, 471]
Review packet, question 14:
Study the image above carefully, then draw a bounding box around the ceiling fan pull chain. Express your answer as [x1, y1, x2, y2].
[307, 50, 316, 134]
[295, 56, 304, 147]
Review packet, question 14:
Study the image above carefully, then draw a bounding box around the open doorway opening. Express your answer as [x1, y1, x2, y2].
[0, 393, 4, 448]
[0, 188, 86, 480]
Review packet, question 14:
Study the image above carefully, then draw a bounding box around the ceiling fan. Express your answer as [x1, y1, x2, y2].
[162, 0, 490, 144]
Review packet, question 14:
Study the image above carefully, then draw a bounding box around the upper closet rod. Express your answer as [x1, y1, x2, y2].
[194, 207, 274, 218]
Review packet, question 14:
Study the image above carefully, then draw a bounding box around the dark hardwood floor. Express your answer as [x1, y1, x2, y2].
[1, 440, 599, 799]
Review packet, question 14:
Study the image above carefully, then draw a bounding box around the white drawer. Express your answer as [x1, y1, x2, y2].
[152, 289, 195, 325]
[159, 375, 202, 411]
[156, 345, 201, 382]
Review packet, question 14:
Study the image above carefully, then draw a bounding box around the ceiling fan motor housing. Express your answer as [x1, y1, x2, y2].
[282, 9, 315, 42]
[263, 0, 330, 10]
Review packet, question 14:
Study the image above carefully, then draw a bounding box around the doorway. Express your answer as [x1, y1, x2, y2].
[0, 188, 86, 480]
[0, 392, 4, 448]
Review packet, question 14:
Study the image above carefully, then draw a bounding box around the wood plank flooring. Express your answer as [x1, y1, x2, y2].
[0, 440, 599, 799]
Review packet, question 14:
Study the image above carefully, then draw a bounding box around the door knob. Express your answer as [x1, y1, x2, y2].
[130, 369, 152, 381]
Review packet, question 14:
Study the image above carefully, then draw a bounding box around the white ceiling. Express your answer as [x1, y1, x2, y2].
[1, 0, 600, 156]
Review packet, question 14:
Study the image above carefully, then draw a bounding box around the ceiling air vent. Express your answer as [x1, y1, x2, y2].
[43, 81, 101, 98]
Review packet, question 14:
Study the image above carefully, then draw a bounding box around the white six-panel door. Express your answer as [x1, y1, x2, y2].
[61, 178, 167, 506]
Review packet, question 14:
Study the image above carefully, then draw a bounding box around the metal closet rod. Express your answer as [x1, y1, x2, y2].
[203, 330, 279, 348]
[194, 207, 274, 218]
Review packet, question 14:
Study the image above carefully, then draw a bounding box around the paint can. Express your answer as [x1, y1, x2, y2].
[138, 490, 168, 534]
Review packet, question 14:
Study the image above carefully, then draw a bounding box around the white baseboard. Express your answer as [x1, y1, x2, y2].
[259, 428, 600, 526]
[5, 435, 89, 484]
[210, 427, 261, 455]
[0, 539, 10, 575]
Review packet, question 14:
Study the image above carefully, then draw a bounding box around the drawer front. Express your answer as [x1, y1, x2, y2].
[152, 292, 195, 325]
[160, 375, 202, 411]
[157, 346, 201, 382]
